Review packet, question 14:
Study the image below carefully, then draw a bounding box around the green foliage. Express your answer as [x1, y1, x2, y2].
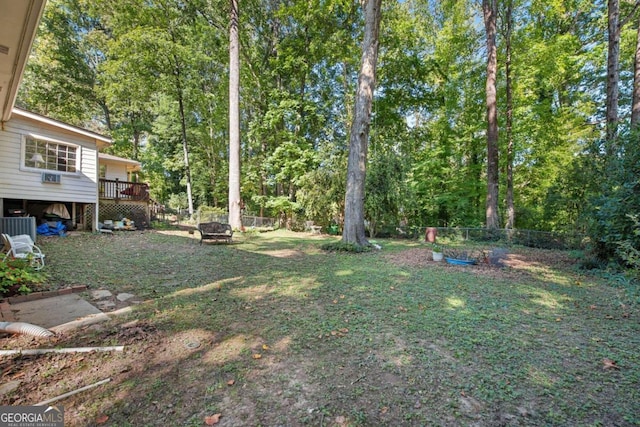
[198, 206, 227, 215]
[616, 215, 640, 278]
[168, 193, 189, 211]
[365, 146, 404, 237]
[18, 0, 101, 125]
[297, 144, 347, 228]
[15, 0, 624, 239]
[268, 196, 300, 220]
[196, 205, 228, 223]
[0, 258, 46, 296]
[589, 131, 640, 262]
[149, 220, 178, 230]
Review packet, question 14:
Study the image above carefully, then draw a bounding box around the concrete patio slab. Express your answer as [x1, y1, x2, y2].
[9, 294, 104, 329]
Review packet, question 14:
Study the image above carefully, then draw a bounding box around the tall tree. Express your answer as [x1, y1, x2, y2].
[483, 0, 500, 229]
[228, 0, 242, 229]
[631, 6, 640, 128]
[342, 0, 382, 246]
[606, 0, 621, 148]
[504, 0, 515, 230]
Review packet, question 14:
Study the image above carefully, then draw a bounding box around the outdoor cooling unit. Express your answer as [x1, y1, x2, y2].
[0, 217, 37, 242]
[42, 173, 61, 183]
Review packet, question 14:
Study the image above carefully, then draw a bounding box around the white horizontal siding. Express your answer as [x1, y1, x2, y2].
[0, 116, 99, 203]
[103, 161, 128, 181]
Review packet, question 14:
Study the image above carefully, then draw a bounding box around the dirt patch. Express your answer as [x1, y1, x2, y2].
[383, 246, 579, 280]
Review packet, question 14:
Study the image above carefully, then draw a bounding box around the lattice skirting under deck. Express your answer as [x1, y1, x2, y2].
[86, 203, 150, 230]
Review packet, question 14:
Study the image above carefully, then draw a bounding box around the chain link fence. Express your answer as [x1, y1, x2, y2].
[377, 225, 586, 250]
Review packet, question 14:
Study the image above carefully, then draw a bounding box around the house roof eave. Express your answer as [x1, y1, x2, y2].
[12, 107, 112, 145]
[98, 152, 141, 172]
[0, 0, 47, 122]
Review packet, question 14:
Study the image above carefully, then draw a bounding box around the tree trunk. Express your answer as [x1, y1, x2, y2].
[228, 0, 242, 230]
[504, 0, 515, 230]
[342, 0, 382, 246]
[606, 0, 620, 151]
[632, 14, 640, 128]
[483, 0, 500, 229]
[174, 58, 194, 217]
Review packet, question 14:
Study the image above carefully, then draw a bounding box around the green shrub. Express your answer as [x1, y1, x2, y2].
[0, 257, 47, 296]
[616, 215, 640, 279]
[198, 205, 227, 215]
[578, 256, 606, 271]
[150, 220, 179, 230]
[241, 227, 260, 242]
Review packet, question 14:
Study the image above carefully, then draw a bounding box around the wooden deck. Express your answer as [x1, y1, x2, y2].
[99, 179, 149, 202]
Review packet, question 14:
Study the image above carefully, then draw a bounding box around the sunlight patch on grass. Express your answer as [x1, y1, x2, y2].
[507, 256, 574, 287]
[528, 289, 571, 310]
[171, 277, 245, 297]
[261, 249, 305, 258]
[527, 365, 558, 388]
[335, 269, 354, 276]
[446, 296, 466, 309]
[202, 334, 261, 365]
[231, 276, 321, 299]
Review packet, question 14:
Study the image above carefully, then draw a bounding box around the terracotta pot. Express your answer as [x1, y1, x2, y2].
[425, 227, 437, 243]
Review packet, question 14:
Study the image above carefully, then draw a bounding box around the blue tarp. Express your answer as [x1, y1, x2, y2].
[37, 221, 67, 236]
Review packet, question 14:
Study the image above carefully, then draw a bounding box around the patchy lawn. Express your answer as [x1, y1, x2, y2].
[1, 230, 638, 426]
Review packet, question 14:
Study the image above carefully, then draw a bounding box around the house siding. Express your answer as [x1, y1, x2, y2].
[102, 161, 129, 182]
[0, 115, 98, 204]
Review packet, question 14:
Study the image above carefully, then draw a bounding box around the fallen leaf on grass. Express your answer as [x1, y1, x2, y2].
[96, 414, 109, 424]
[227, 379, 235, 386]
[252, 353, 262, 359]
[589, 305, 597, 310]
[204, 413, 222, 425]
[262, 344, 270, 350]
[380, 406, 389, 414]
[603, 358, 620, 370]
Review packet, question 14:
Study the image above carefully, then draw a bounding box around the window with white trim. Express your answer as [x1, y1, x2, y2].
[24, 137, 79, 173]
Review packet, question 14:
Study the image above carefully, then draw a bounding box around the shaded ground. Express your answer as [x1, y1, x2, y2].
[384, 246, 579, 279]
[1, 231, 638, 426]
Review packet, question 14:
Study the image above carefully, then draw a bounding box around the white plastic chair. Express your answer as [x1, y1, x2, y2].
[1, 233, 45, 270]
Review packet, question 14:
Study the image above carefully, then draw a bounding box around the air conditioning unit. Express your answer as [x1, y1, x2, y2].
[42, 173, 61, 183]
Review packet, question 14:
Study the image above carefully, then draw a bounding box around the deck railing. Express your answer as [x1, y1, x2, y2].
[99, 179, 149, 202]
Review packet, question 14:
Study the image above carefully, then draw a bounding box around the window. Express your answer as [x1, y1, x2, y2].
[99, 164, 106, 179]
[24, 137, 78, 173]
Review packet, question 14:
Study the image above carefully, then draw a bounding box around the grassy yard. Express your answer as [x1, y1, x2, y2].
[1, 229, 639, 426]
